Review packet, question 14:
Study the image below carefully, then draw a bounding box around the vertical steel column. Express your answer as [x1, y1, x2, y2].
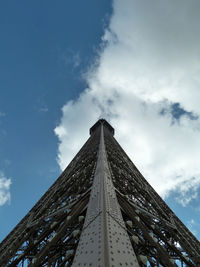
[72, 124, 139, 267]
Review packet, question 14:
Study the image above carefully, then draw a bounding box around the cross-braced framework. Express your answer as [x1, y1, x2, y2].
[0, 119, 200, 266]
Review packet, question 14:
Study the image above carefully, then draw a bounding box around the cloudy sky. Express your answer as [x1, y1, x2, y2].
[1, 0, 200, 242]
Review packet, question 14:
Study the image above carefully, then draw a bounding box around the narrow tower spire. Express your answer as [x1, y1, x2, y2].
[73, 120, 139, 266]
[0, 119, 200, 266]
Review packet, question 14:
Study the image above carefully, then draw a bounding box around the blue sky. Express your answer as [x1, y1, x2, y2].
[1, 0, 200, 243]
[0, 0, 112, 240]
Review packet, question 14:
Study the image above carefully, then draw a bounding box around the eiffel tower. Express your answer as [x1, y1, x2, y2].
[0, 119, 200, 266]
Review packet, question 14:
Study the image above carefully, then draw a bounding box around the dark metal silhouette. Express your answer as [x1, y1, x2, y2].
[0, 119, 200, 266]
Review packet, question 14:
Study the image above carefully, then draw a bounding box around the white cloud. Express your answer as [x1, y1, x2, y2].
[55, 0, 200, 205]
[0, 172, 11, 206]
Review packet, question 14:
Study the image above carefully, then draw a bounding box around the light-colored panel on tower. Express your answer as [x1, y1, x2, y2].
[72, 124, 139, 267]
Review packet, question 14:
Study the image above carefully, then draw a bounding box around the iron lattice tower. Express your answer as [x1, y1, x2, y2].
[0, 119, 200, 266]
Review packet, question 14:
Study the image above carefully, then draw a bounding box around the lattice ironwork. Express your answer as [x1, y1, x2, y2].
[0, 119, 200, 266]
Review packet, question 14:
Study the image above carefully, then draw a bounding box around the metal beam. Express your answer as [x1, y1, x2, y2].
[72, 123, 139, 266]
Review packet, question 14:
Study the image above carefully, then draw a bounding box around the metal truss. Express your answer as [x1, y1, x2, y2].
[72, 123, 139, 266]
[103, 124, 200, 266]
[0, 119, 200, 266]
[0, 125, 100, 266]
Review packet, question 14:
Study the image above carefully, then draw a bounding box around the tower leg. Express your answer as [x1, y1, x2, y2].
[72, 124, 139, 266]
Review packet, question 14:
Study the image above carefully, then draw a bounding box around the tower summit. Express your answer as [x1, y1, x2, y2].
[0, 119, 200, 266]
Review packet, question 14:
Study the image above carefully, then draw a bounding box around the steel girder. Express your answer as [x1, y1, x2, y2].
[0, 119, 200, 266]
